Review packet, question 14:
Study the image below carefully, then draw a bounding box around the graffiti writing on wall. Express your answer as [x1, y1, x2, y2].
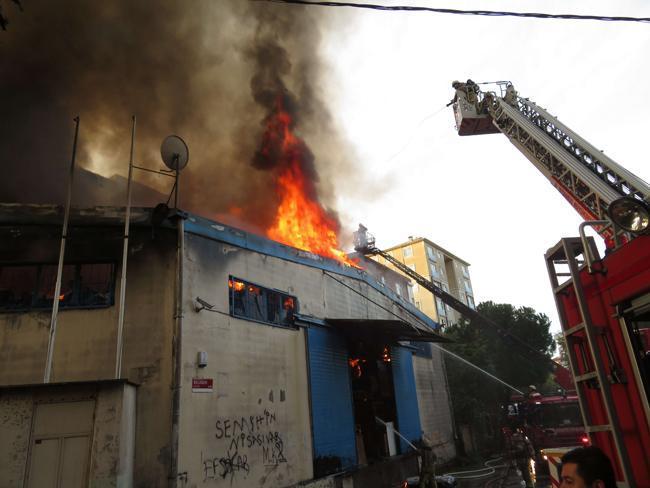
[202, 408, 287, 483]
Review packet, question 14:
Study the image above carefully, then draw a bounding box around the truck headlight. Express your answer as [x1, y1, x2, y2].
[607, 197, 649, 234]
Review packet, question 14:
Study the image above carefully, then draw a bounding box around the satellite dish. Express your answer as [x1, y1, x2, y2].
[160, 135, 189, 171]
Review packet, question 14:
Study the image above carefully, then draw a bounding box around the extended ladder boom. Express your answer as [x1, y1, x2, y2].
[452, 81, 650, 236]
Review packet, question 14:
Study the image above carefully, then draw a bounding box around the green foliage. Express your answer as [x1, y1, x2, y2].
[443, 301, 555, 450]
[553, 331, 570, 369]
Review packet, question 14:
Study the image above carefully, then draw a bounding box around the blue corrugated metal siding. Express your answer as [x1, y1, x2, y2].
[392, 345, 422, 453]
[307, 325, 357, 469]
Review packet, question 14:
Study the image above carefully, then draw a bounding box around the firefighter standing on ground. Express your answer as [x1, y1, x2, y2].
[511, 428, 535, 488]
[418, 435, 437, 488]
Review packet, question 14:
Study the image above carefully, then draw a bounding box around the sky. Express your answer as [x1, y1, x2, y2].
[314, 0, 650, 332]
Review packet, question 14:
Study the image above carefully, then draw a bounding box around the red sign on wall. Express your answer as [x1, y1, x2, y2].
[192, 378, 213, 393]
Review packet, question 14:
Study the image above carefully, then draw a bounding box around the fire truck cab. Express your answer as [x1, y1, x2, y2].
[506, 393, 587, 457]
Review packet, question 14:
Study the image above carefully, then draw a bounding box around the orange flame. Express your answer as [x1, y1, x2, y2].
[228, 279, 245, 292]
[262, 99, 358, 267]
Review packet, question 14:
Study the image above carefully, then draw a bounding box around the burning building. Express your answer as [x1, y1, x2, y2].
[0, 202, 451, 487]
[0, 4, 457, 485]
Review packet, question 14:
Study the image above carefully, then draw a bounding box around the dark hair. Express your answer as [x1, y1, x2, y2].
[560, 447, 616, 488]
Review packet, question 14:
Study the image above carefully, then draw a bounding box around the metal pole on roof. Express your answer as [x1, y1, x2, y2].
[115, 115, 136, 379]
[44, 116, 80, 383]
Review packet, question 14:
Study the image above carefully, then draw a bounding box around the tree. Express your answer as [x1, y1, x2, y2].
[553, 331, 570, 369]
[443, 301, 555, 453]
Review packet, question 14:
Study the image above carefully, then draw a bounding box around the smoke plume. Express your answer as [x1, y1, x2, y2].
[0, 0, 359, 236]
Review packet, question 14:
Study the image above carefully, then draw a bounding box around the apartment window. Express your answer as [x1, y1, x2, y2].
[436, 298, 447, 317]
[426, 246, 436, 262]
[467, 294, 475, 309]
[229, 276, 296, 328]
[0, 263, 115, 311]
[412, 283, 419, 294]
[464, 280, 472, 293]
[462, 265, 470, 279]
[403, 246, 413, 258]
[395, 283, 402, 297]
[429, 264, 440, 279]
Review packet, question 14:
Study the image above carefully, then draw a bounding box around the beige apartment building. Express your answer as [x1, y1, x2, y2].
[373, 237, 475, 327]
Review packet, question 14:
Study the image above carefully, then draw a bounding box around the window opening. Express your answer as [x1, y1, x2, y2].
[426, 246, 436, 261]
[228, 276, 297, 328]
[622, 294, 650, 404]
[0, 263, 115, 311]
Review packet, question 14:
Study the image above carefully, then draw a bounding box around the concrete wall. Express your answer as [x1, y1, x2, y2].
[0, 227, 176, 487]
[413, 349, 456, 462]
[177, 233, 432, 488]
[0, 391, 32, 486]
[0, 382, 136, 488]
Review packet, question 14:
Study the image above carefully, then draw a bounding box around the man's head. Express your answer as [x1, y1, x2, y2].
[560, 447, 616, 488]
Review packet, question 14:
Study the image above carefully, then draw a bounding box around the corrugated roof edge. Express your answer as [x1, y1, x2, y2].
[184, 213, 441, 332]
[0, 203, 152, 226]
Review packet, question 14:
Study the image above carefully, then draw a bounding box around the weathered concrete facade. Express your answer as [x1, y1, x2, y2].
[0, 205, 448, 488]
[0, 206, 176, 487]
[0, 381, 136, 487]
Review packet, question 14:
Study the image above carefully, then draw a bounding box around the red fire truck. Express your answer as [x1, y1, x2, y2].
[451, 80, 650, 487]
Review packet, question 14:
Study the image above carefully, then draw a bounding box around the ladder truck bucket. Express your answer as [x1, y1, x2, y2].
[353, 224, 376, 253]
[451, 80, 500, 136]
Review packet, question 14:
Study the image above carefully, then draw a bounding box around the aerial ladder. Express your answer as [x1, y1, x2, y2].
[449, 80, 650, 487]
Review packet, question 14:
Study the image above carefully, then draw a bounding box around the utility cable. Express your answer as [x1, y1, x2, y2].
[322, 269, 429, 333]
[264, 0, 650, 24]
[385, 103, 448, 164]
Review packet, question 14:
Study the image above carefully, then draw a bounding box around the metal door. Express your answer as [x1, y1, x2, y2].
[26, 400, 94, 488]
[392, 345, 422, 452]
[307, 325, 357, 470]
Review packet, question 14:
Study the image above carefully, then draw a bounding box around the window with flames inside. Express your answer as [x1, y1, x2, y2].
[0, 263, 115, 311]
[228, 277, 297, 329]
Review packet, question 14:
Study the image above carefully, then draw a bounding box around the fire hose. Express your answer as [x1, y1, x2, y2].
[442, 457, 507, 479]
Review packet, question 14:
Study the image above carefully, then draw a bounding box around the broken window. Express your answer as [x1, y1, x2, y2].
[0, 263, 115, 311]
[228, 276, 297, 329]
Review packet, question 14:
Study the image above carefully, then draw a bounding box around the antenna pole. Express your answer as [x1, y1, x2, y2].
[115, 115, 136, 379]
[44, 116, 80, 383]
[174, 165, 179, 209]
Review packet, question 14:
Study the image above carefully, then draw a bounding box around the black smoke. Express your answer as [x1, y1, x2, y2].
[0, 0, 359, 234]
